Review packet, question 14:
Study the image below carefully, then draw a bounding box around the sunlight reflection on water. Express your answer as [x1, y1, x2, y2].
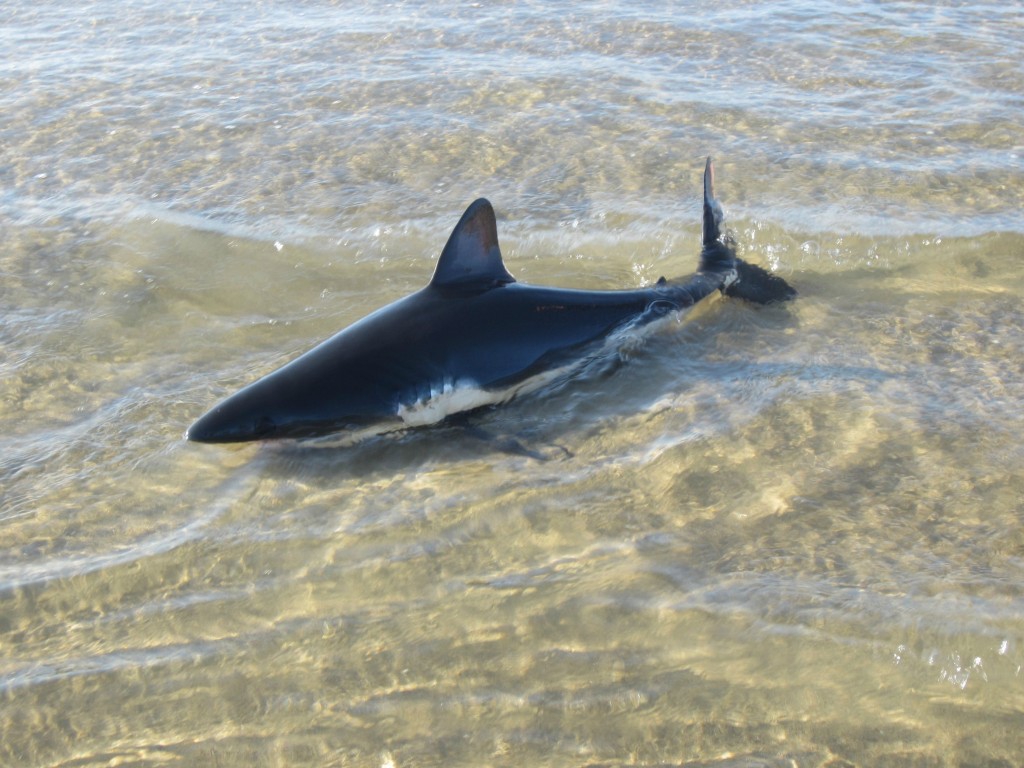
[2, 1, 1023, 766]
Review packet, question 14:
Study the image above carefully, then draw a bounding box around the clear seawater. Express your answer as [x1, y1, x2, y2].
[2, 1, 1022, 765]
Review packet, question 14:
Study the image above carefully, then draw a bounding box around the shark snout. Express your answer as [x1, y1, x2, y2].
[186, 405, 277, 444]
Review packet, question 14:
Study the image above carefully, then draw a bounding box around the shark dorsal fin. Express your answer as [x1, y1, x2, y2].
[702, 156, 725, 247]
[430, 198, 516, 289]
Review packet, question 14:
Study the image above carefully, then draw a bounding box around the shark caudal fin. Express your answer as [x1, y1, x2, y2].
[702, 156, 725, 249]
[728, 258, 798, 304]
[699, 157, 796, 304]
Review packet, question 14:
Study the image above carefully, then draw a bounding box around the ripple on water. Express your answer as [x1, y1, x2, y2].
[2, 0, 1024, 765]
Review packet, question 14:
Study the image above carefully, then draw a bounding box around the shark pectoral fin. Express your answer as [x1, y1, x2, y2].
[430, 198, 517, 289]
[448, 415, 572, 461]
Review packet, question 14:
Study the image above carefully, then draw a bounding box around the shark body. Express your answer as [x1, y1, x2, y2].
[187, 159, 795, 444]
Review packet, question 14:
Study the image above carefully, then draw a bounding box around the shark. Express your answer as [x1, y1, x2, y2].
[186, 158, 795, 444]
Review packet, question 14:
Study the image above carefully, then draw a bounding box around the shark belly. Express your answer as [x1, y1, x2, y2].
[392, 283, 709, 428]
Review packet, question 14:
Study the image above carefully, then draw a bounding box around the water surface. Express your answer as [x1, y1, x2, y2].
[2, 1, 1023, 766]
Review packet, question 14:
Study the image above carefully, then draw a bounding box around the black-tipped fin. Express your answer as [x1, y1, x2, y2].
[430, 198, 516, 289]
[702, 157, 725, 247]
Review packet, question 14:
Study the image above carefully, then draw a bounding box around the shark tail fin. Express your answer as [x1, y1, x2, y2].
[702, 156, 724, 248]
[726, 258, 798, 304]
[700, 157, 797, 304]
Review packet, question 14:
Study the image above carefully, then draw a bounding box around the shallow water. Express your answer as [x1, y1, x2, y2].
[2, 1, 1023, 766]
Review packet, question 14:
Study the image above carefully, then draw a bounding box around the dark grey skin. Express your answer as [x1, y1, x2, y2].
[187, 158, 795, 444]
